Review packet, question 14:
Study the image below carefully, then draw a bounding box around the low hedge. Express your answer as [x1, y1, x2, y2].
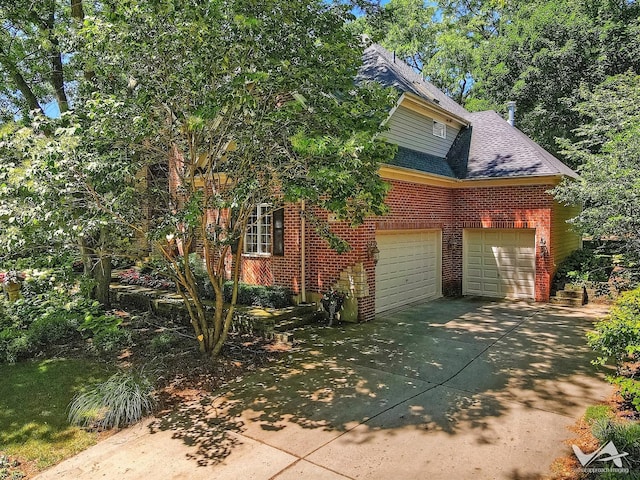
[223, 282, 292, 309]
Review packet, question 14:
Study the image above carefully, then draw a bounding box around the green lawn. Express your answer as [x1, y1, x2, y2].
[0, 358, 113, 472]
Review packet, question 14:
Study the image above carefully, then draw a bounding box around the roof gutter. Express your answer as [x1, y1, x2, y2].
[379, 164, 566, 188]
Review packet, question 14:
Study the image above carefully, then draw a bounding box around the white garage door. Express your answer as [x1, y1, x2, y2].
[463, 229, 536, 299]
[375, 230, 442, 313]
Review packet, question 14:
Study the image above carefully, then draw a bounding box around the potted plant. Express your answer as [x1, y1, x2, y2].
[2, 270, 25, 302]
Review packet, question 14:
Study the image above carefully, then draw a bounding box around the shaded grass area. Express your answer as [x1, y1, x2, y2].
[0, 359, 113, 474]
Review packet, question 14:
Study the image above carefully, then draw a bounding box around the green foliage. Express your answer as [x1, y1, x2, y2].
[149, 332, 180, 354]
[0, 273, 123, 363]
[553, 73, 640, 267]
[472, 0, 640, 161]
[610, 377, 640, 411]
[352, 0, 479, 104]
[587, 287, 640, 369]
[78, 309, 128, 354]
[91, 329, 132, 354]
[79, 312, 122, 337]
[553, 244, 614, 289]
[584, 404, 615, 425]
[223, 282, 292, 309]
[356, 0, 640, 162]
[67, 370, 156, 430]
[591, 418, 640, 473]
[28, 315, 80, 349]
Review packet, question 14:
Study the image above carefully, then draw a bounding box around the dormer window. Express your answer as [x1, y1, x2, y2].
[433, 120, 446, 139]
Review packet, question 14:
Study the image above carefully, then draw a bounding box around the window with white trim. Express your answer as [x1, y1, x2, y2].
[245, 203, 272, 255]
[433, 120, 446, 139]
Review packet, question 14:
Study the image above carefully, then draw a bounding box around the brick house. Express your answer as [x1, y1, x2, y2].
[235, 44, 581, 322]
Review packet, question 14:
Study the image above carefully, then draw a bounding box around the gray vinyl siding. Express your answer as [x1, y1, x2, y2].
[384, 106, 460, 158]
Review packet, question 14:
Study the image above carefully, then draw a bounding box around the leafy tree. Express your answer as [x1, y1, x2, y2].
[355, 0, 640, 165]
[0, 100, 148, 306]
[0, 0, 90, 119]
[553, 72, 640, 266]
[471, 0, 640, 162]
[70, 0, 396, 358]
[0, 0, 128, 305]
[352, 0, 477, 104]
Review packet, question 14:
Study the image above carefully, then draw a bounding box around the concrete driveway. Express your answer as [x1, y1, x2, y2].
[36, 298, 611, 480]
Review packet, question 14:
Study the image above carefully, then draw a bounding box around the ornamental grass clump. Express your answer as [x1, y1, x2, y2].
[68, 370, 156, 430]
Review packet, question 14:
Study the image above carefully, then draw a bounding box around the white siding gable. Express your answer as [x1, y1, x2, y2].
[383, 105, 460, 158]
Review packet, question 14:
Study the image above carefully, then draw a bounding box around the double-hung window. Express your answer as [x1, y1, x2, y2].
[245, 203, 272, 255]
[244, 204, 285, 256]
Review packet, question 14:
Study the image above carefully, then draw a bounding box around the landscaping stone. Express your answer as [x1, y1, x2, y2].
[110, 282, 317, 339]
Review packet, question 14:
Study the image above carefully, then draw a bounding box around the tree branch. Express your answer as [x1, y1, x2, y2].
[0, 51, 44, 114]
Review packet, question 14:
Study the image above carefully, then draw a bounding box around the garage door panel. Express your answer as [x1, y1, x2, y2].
[376, 230, 442, 313]
[463, 229, 535, 300]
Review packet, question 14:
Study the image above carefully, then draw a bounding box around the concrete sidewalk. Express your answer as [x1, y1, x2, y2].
[36, 298, 611, 480]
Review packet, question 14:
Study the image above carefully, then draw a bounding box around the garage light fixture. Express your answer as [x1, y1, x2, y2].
[539, 237, 549, 257]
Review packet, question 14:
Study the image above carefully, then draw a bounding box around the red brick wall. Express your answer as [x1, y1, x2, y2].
[452, 184, 554, 301]
[304, 210, 375, 321]
[240, 180, 558, 321]
[240, 203, 302, 293]
[374, 180, 455, 296]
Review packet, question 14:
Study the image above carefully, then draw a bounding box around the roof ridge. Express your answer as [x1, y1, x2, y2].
[363, 44, 470, 119]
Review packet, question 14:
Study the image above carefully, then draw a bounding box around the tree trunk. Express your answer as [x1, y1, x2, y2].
[92, 254, 112, 307]
[71, 0, 84, 20]
[79, 236, 92, 276]
[45, 7, 70, 114]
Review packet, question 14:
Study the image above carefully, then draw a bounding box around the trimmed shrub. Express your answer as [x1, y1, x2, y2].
[28, 315, 80, 348]
[68, 370, 156, 430]
[223, 282, 292, 309]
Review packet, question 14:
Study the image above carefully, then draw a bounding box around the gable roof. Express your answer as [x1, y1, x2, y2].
[359, 44, 470, 120]
[359, 44, 578, 181]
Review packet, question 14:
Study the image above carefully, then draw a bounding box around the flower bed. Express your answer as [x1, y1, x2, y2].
[118, 269, 175, 290]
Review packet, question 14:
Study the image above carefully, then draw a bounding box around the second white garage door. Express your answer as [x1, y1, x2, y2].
[463, 229, 536, 299]
[375, 230, 441, 313]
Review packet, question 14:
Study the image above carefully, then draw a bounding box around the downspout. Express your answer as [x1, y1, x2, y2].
[300, 200, 306, 303]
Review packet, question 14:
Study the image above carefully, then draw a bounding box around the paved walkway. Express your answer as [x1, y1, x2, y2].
[36, 298, 611, 479]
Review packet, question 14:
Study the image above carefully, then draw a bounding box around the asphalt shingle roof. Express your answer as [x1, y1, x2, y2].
[391, 146, 456, 178]
[464, 111, 578, 179]
[358, 44, 470, 120]
[359, 44, 578, 180]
